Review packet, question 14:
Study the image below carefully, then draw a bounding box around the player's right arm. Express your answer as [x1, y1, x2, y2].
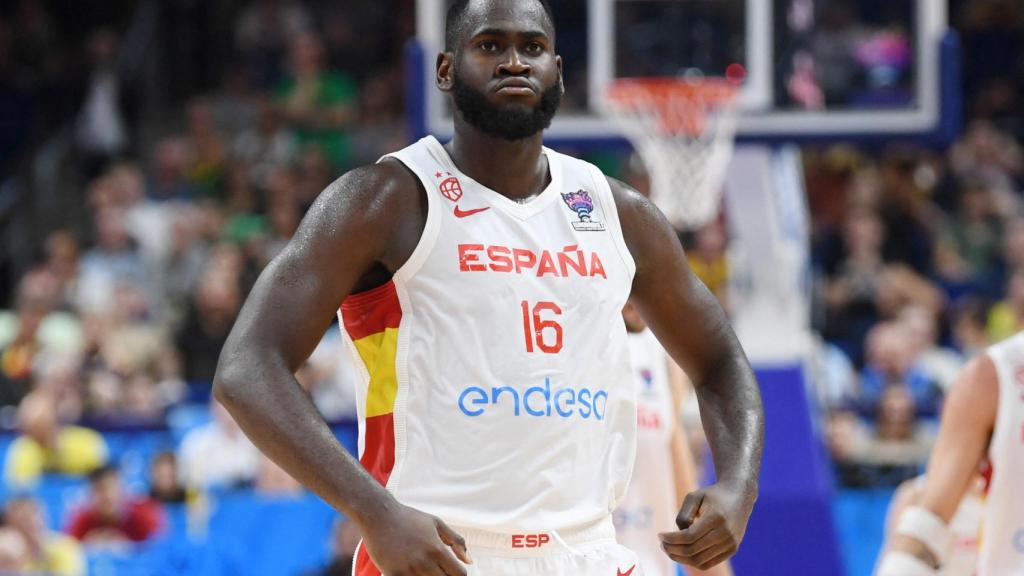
[213, 161, 470, 576]
[878, 354, 997, 574]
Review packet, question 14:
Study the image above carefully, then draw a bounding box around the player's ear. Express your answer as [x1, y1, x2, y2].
[556, 55, 564, 95]
[437, 52, 455, 92]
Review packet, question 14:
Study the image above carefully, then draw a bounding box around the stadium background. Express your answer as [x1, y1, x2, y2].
[0, 0, 1022, 574]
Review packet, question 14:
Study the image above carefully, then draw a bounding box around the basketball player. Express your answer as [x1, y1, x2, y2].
[877, 331, 1024, 575]
[616, 303, 733, 576]
[213, 1, 764, 575]
[875, 473, 984, 576]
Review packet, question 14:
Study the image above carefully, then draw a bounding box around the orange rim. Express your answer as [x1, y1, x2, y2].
[605, 77, 739, 135]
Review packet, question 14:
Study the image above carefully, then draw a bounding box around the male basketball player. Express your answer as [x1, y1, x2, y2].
[877, 331, 1024, 575]
[616, 304, 733, 576]
[214, 1, 764, 575]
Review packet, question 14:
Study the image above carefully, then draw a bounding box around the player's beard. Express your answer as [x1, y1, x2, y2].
[452, 73, 562, 141]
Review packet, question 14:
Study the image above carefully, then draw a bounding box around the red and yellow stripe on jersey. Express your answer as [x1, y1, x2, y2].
[341, 281, 401, 576]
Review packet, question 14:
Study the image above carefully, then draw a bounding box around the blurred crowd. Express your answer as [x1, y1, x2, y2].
[803, 0, 1024, 489]
[0, 0, 1023, 570]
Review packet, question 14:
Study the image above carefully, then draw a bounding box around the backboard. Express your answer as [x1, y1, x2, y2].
[411, 0, 957, 146]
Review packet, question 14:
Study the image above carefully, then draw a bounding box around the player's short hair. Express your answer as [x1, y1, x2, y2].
[445, 0, 556, 52]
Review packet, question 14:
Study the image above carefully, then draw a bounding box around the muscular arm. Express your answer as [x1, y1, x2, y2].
[214, 163, 471, 575]
[888, 354, 997, 566]
[612, 178, 763, 568]
[613, 178, 763, 507]
[667, 361, 735, 576]
[213, 162, 414, 522]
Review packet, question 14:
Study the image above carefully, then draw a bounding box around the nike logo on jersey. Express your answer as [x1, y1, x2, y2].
[454, 206, 490, 218]
[616, 565, 636, 576]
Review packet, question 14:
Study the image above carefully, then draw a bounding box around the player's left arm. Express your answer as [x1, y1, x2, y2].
[667, 361, 736, 576]
[610, 177, 764, 570]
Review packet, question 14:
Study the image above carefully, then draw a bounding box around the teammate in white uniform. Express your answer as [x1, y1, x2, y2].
[214, 1, 764, 575]
[616, 304, 733, 576]
[878, 331, 1024, 575]
[876, 474, 984, 576]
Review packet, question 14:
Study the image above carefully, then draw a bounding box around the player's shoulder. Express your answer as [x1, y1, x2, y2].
[604, 176, 652, 216]
[321, 158, 421, 210]
[305, 158, 424, 230]
[603, 176, 678, 262]
[945, 352, 999, 422]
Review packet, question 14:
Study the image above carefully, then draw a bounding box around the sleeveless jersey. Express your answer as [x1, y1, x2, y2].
[980, 331, 1024, 575]
[338, 136, 637, 532]
[615, 328, 678, 576]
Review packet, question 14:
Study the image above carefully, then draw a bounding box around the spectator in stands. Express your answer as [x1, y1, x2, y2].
[261, 196, 299, 266]
[148, 451, 187, 504]
[222, 163, 266, 245]
[878, 147, 938, 275]
[32, 352, 84, 423]
[4, 496, 84, 575]
[828, 383, 936, 488]
[275, 32, 357, 169]
[4, 391, 107, 487]
[0, 527, 30, 573]
[951, 296, 991, 356]
[183, 98, 228, 200]
[234, 0, 312, 87]
[178, 398, 259, 490]
[855, 322, 942, 416]
[988, 268, 1024, 342]
[998, 217, 1024, 289]
[686, 219, 730, 309]
[66, 465, 162, 544]
[254, 453, 302, 495]
[176, 245, 243, 382]
[148, 138, 197, 202]
[934, 177, 1003, 293]
[76, 205, 148, 315]
[898, 304, 963, 392]
[74, 28, 129, 178]
[823, 207, 886, 362]
[307, 518, 360, 576]
[0, 280, 48, 409]
[949, 120, 1024, 199]
[297, 330, 358, 421]
[41, 231, 81, 311]
[233, 99, 299, 189]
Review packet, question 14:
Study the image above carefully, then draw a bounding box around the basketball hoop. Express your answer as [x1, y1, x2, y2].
[603, 77, 741, 230]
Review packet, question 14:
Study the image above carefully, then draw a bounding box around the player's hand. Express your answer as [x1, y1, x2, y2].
[658, 484, 754, 570]
[360, 502, 472, 576]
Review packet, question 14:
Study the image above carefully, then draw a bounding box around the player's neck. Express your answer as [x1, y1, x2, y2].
[446, 126, 549, 202]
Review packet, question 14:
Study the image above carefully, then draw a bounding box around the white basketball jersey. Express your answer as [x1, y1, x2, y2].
[338, 136, 637, 532]
[980, 331, 1024, 575]
[615, 328, 678, 576]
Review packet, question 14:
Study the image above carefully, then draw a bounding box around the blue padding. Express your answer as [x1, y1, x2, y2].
[204, 491, 338, 576]
[730, 366, 846, 576]
[834, 489, 895, 576]
[34, 475, 90, 531]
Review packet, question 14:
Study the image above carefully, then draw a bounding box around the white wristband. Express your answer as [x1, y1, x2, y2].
[877, 550, 939, 576]
[895, 506, 951, 567]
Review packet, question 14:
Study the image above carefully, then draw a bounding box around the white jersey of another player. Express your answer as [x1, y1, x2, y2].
[616, 327, 678, 576]
[980, 332, 1024, 574]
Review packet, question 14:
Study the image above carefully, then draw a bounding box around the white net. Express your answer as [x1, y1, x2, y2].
[603, 78, 741, 230]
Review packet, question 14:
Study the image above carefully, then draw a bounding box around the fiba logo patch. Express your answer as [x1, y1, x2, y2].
[435, 170, 463, 202]
[561, 190, 606, 232]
